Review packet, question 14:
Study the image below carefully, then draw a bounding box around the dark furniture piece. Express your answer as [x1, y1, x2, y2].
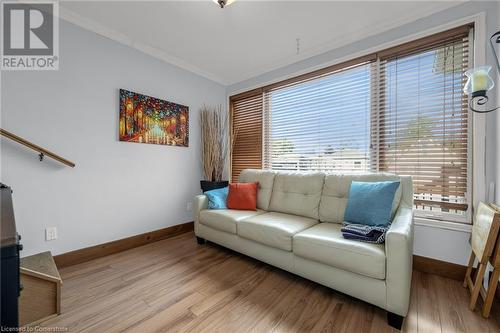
[200, 180, 229, 193]
[1, 184, 22, 330]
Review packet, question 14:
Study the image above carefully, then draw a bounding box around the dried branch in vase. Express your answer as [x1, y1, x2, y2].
[200, 104, 228, 182]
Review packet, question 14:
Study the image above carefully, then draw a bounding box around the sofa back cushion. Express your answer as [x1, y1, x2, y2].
[238, 169, 276, 210]
[268, 171, 325, 219]
[319, 173, 402, 223]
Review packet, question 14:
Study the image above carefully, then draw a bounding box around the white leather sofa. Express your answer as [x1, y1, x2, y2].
[194, 169, 413, 329]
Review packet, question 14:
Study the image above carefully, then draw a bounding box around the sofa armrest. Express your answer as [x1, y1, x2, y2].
[385, 206, 414, 316]
[193, 195, 208, 234]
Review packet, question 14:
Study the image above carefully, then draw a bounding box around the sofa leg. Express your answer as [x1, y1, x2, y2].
[387, 312, 404, 330]
[196, 236, 206, 245]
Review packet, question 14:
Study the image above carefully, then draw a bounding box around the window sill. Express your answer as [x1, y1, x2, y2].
[413, 216, 472, 233]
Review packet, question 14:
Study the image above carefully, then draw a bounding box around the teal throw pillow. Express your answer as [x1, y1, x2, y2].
[344, 181, 400, 226]
[205, 186, 229, 209]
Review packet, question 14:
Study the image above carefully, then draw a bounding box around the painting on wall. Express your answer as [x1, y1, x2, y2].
[119, 89, 189, 147]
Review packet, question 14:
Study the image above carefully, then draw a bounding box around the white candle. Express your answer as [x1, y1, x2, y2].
[472, 69, 489, 92]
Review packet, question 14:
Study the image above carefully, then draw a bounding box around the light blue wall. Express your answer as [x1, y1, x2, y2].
[1, 19, 226, 256]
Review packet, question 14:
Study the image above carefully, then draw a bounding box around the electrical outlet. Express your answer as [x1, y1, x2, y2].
[186, 202, 193, 212]
[45, 227, 57, 241]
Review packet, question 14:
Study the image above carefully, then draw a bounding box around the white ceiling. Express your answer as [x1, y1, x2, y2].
[59, 1, 466, 85]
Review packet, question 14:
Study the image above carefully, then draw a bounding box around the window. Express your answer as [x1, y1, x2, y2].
[376, 31, 470, 219]
[230, 91, 263, 182]
[230, 25, 473, 222]
[263, 62, 373, 173]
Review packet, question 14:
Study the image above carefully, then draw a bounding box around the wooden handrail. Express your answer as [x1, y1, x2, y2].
[0, 128, 75, 168]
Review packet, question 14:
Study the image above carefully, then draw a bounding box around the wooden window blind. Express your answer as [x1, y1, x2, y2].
[230, 90, 263, 182]
[263, 60, 374, 172]
[230, 24, 473, 220]
[375, 26, 471, 216]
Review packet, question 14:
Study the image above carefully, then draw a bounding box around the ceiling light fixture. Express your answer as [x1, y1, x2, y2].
[213, 0, 235, 8]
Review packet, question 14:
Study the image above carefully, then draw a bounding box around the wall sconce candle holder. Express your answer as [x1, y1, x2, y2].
[464, 31, 500, 113]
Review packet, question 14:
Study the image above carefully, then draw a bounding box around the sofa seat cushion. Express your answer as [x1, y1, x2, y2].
[293, 223, 386, 279]
[238, 212, 318, 251]
[199, 209, 265, 234]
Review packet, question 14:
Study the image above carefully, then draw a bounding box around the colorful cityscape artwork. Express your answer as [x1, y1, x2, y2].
[119, 89, 189, 147]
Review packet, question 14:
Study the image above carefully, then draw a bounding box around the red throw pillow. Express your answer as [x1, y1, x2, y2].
[227, 182, 259, 210]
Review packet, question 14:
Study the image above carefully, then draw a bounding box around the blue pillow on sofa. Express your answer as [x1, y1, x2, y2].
[344, 181, 400, 226]
[205, 186, 229, 209]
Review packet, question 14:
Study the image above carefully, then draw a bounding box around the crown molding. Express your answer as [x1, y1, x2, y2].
[58, 6, 228, 85]
[230, 1, 466, 86]
[57, 1, 466, 86]
[229, 4, 476, 94]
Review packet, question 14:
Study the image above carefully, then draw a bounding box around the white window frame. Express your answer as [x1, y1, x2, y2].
[371, 30, 474, 224]
[229, 13, 486, 230]
[407, 13, 486, 228]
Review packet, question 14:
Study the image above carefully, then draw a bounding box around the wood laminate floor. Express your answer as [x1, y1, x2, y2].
[40, 232, 500, 333]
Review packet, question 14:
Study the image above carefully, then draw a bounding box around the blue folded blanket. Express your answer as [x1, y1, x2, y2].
[341, 223, 389, 244]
